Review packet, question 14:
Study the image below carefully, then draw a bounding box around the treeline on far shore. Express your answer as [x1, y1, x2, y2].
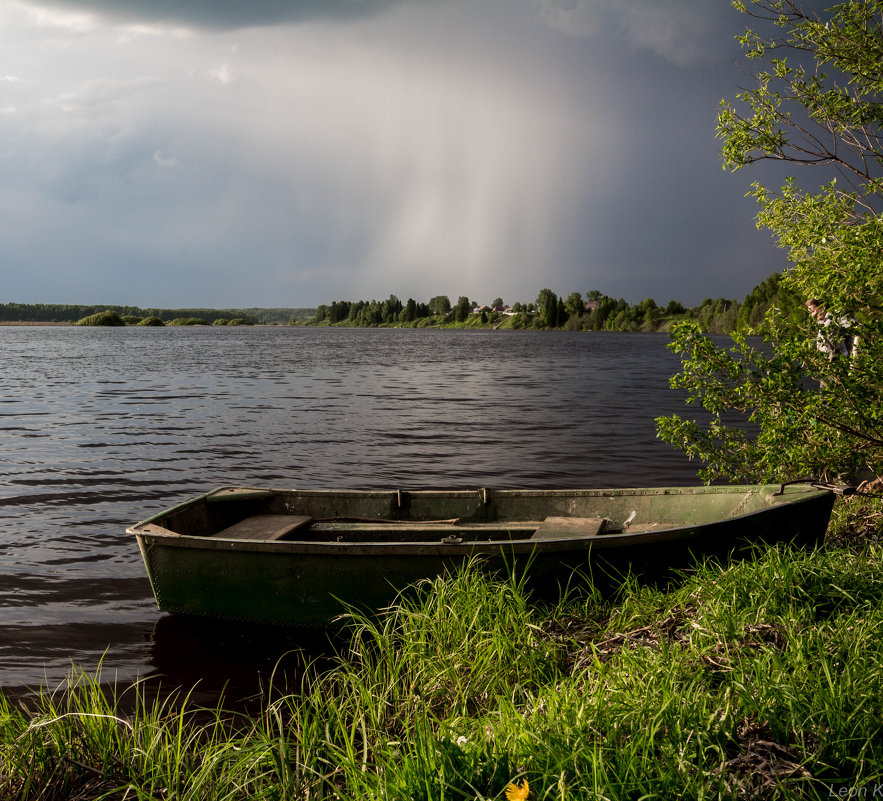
[303, 273, 799, 335]
[1, 272, 798, 334]
[0, 303, 314, 325]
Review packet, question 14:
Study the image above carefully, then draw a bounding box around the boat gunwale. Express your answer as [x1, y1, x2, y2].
[127, 483, 833, 556]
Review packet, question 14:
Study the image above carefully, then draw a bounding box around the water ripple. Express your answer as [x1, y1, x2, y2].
[0, 326, 716, 692]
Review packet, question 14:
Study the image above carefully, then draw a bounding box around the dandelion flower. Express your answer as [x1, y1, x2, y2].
[505, 778, 529, 801]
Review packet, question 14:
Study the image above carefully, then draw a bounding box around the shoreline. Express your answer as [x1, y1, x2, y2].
[0, 321, 72, 326]
[0, 320, 681, 333]
[2, 513, 881, 798]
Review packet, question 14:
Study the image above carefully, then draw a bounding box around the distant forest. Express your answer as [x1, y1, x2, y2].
[1, 273, 800, 334]
[305, 273, 801, 335]
[0, 304, 314, 325]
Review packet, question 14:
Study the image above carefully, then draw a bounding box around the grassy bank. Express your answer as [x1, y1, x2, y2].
[2, 500, 882, 799]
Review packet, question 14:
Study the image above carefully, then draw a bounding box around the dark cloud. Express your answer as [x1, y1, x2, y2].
[26, 0, 415, 29]
[0, 1, 801, 308]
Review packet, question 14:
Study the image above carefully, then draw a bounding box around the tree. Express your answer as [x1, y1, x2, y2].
[329, 300, 350, 324]
[735, 273, 803, 331]
[657, 0, 883, 486]
[429, 295, 452, 317]
[694, 297, 738, 334]
[564, 291, 585, 319]
[637, 298, 660, 331]
[592, 297, 616, 330]
[404, 298, 418, 323]
[556, 297, 568, 327]
[453, 296, 472, 323]
[381, 294, 402, 323]
[536, 288, 558, 328]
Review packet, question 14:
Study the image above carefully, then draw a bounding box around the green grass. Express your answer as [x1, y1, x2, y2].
[2, 500, 882, 799]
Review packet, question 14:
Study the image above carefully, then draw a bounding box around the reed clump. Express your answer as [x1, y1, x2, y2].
[2, 513, 882, 799]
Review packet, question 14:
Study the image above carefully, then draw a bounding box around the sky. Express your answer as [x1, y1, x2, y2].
[0, 0, 801, 309]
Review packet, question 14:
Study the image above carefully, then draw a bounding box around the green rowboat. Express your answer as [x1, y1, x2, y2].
[129, 483, 835, 626]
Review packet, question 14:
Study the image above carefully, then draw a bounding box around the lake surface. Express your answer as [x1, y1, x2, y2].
[0, 326, 708, 700]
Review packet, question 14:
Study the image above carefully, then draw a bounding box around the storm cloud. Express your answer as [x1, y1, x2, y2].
[13, 0, 415, 29]
[0, 0, 791, 308]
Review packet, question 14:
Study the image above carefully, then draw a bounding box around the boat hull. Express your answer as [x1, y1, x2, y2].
[130, 484, 834, 626]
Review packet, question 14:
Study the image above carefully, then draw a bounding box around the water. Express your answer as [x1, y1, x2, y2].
[0, 326, 705, 699]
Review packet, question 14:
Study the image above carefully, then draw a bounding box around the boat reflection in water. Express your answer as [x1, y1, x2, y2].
[145, 614, 336, 709]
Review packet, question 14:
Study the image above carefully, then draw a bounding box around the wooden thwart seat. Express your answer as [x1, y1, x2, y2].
[215, 514, 607, 541]
[215, 514, 313, 541]
[531, 516, 606, 540]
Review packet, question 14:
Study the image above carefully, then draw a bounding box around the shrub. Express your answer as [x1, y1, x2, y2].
[658, 1, 883, 486]
[76, 310, 124, 327]
[168, 318, 209, 326]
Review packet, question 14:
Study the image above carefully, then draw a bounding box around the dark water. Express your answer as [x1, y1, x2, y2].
[0, 326, 704, 699]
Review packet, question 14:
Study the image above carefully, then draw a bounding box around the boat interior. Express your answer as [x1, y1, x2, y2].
[133, 485, 780, 544]
[206, 514, 625, 543]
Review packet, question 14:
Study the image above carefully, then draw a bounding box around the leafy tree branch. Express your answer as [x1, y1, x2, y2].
[658, 0, 883, 487]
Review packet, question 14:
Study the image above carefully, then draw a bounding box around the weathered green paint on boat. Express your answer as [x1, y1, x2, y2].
[128, 484, 834, 626]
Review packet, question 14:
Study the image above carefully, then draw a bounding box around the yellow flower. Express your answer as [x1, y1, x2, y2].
[505, 778, 529, 801]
